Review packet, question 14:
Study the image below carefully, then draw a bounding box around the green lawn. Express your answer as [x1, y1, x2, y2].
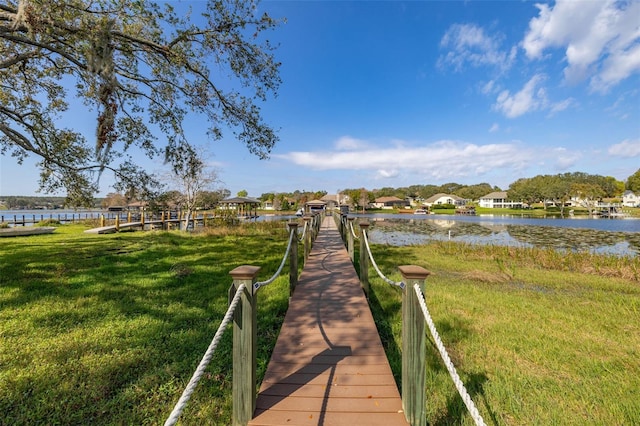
[0, 223, 293, 425]
[366, 241, 640, 425]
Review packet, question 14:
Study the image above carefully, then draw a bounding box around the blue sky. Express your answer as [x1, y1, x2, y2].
[1, 0, 639, 198]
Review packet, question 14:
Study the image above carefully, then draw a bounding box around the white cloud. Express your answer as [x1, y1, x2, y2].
[334, 136, 369, 150]
[493, 74, 574, 118]
[548, 97, 575, 114]
[489, 123, 500, 133]
[481, 79, 499, 95]
[438, 23, 516, 72]
[493, 74, 548, 118]
[608, 139, 640, 157]
[376, 169, 399, 179]
[522, 0, 640, 92]
[277, 139, 533, 182]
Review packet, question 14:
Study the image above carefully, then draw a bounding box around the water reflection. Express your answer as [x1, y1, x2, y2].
[366, 218, 640, 257]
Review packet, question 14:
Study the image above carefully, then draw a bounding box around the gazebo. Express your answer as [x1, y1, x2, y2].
[305, 199, 327, 214]
[218, 197, 261, 218]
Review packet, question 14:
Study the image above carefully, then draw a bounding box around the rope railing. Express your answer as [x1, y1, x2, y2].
[254, 226, 296, 291]
[164, 282, 246, 426]
[297, 220, 308, 242]
[349, 220, 359, 240]
[413, 283, 487, 426]
[361, 228, 405, 289]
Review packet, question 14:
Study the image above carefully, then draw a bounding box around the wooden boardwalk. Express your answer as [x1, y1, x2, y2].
[249, 216, 409, 426]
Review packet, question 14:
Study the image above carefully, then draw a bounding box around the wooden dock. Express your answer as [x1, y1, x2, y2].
[249, 216, 409, 426]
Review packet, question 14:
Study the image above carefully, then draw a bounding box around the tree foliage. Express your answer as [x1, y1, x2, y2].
[626, 168, 640, 192]
[165, 149, 222, 230]
[507, 172, 625, 211]
[0, 0, 281, 206]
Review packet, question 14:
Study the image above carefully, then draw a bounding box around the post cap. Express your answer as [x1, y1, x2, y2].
[398, 265, 430, 280]
[359, 221, 370, 228]
[229, 265, 261, 280]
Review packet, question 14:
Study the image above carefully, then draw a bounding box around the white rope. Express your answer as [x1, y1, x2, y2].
[164, 283, 246, 426]
[254, 227, 295, 290]
[413, 283, 487, 426]
[362, 229, 404, 289]
[349, 220, 359, 239]
[297, 220, 307, 242]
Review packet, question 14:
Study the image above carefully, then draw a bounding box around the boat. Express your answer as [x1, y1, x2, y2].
[295, 208, 304, 217]
[414, 209, 428, 215]
[0, 226, 56, 237]
[455, 206, 476, 215]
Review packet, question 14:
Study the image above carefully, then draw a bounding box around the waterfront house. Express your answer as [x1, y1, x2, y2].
[372, 196, 410, 209]
[622, 190, 640, 207]
[424, 193, 465, 207]
[479, 191, 523, 209]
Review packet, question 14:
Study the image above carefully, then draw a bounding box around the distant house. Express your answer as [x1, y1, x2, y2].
[372, 196, 410, 209]
[305, 199, 327, 213]
[423, 193, 465, 207]
[479, 191, 522, 209]
[320, 194, 343, 209]
[622, 190, 640, 207]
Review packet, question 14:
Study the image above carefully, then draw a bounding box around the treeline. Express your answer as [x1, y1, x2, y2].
[0, 196, 89, 210]
[341, 169, 640, 211]
[257, 190, 328, 211]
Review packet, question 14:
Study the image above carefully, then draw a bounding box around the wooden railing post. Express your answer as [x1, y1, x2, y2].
[358, 221, 370, 297]
[228, 265, 260, 426]
[313, 213, 321, 239]
[288, 222, 299, 297]
[347, 217, 355, 262]
[303, 216, 312, 262]
[114, 215, 120, 232]
[398, 265, 430, 426]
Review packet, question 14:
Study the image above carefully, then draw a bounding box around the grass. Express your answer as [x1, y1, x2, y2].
[2, 219, 639, 425]
[364, 240, 640, 425]
[0, 221, 296, 425]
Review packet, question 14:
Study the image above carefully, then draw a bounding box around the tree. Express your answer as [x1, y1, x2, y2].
[343, 188, 370, 212]
[0, 0, 281, 206]
[237, 189, 248, 197]
[275, 193, 289, 211]
[151, 190, 182, 211]
[197, 189, 229, 210]
[101, 192, 126, 209]
[626, 169, 640, 193]
[455, 183, 495, 201]
[166, 148, 221, 231]
[508, 177, 542, 206]
[571, 182, 604, 210]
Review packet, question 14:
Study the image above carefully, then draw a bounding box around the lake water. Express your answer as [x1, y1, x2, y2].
[350, 213, 640, 257]
[3, 209, 639, 257]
